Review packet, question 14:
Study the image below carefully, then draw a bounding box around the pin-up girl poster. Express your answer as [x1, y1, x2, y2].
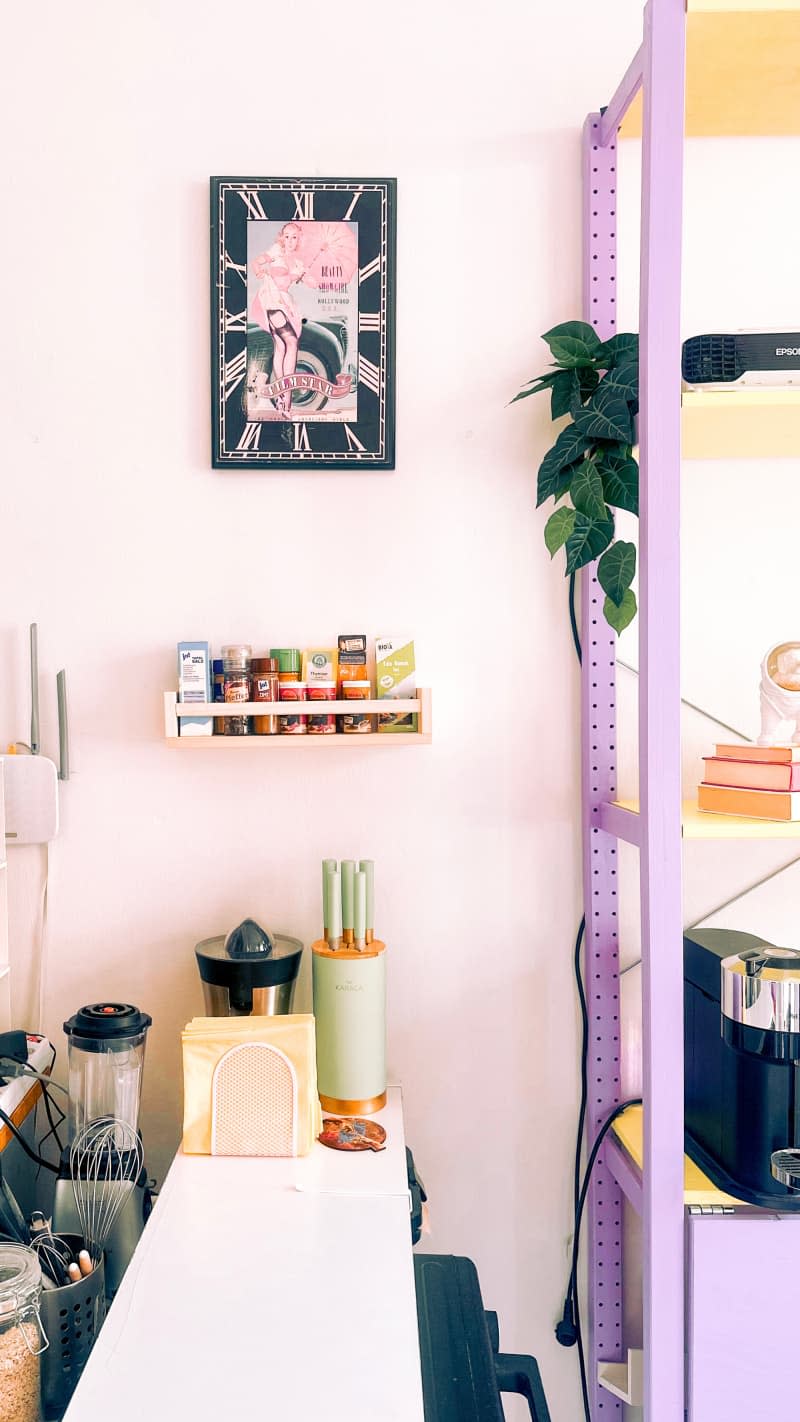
[246, 220, 358, 422]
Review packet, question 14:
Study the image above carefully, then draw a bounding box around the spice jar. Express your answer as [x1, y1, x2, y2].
[342, 681, 375, 733]
[222, 644, 252, 736]
[212, 659, 226, 735]
[0, 1245, 48, 1422]
[270, 649, 301, 684]
[307, 683, 337, 735]
[251, 657, 280, 736]
[279, 681, 308, 734]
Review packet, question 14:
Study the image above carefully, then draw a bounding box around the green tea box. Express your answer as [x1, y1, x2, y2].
[375, 638, 417, 732]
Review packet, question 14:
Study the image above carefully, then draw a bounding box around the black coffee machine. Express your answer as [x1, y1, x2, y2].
[684, 926, 800, 1208]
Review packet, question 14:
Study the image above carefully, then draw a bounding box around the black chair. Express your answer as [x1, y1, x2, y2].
[414, 1253, 552, 1422]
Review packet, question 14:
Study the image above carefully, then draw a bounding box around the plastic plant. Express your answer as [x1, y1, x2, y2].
[513, 321, 639, 633]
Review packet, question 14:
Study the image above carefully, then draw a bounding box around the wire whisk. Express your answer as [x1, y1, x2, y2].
[30, 1222, 74, 1287]
[69, 1117, 143, 1265]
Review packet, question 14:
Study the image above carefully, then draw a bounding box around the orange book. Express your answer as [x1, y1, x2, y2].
[697, 783, 800, 821]
[714, 743, 800, 764]
[703, 757, 800, 791]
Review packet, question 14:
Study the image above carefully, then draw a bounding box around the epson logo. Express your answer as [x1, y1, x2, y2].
[776, 347, 800, 357]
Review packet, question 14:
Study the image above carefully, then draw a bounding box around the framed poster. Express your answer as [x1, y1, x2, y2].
[211, 176, 396, 470]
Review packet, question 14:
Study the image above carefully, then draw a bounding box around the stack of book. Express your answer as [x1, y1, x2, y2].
[699, 744, 800, 821]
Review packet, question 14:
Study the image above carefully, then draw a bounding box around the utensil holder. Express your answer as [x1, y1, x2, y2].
[40, 1240, 105, 1421]
[311, 939, 386, 1115]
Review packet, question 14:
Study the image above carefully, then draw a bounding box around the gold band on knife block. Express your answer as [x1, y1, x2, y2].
[320, 1091, 387, 1116]
[311, 938, 385, 959]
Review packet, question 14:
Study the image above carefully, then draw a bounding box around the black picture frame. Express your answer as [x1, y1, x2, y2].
[211, 176, 396, 470]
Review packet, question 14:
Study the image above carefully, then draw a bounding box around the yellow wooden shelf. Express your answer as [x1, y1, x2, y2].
[623, 6, 800, 138]
[613, 798, 800, 838]
[611, 1106, 742, 1207]
[681, 389, 800, 460]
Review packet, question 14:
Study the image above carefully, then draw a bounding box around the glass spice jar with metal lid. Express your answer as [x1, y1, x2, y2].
[222, 644, 252, 736]
[307, 683, 337, 735]
[0, 1244, 48, 1422]
[342, 681, 375, 733]
[279, 681, 308, 734]
[251, 657, 280, 735]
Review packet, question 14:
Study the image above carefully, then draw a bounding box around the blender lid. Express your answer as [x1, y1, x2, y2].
[195, 927, 303, 988]
[64, 1003, 153, 1042]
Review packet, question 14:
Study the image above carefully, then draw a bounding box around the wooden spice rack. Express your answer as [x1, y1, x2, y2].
[163, 689, 433, 746]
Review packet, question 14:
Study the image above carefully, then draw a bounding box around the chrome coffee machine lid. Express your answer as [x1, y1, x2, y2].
[721, 944, 800, 1035]
[195, 920, 303, 989]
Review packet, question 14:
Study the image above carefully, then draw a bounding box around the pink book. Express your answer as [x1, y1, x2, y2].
[703, 757, 800, 792]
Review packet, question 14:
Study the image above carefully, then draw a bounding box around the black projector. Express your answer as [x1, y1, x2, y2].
[682, 330, 800, 389]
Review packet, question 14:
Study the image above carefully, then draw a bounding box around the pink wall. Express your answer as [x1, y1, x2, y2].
[1, 3, 644, 1416]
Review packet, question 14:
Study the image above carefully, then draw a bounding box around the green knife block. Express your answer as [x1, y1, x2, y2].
[311, 940, 386, 1115]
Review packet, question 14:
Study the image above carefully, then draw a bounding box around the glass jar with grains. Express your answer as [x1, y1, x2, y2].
[0, 1245, 48, 1422]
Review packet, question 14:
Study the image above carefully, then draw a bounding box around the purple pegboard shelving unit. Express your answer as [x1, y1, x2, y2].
[581, 1, 686, 1418]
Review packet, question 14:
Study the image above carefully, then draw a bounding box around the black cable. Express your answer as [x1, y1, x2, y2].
[38, 1082, 65, 1157]
[568, 572, 582, 663]
[556, 1097, 643, 1422]
[0, 1105, 59, 1174]
[572, 920, 588, 1223]
[566, 918, 590, 1418]
[0, 1054, 66, 1160]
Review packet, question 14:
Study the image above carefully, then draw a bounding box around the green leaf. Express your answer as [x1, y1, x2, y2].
[541, 321, 601, 368]
[544, 506, 576, 557]
[596, 332, 639, 367]
[577, 367, 600, 407]
[598, 451, 639, 514]
[600, 360, 639, 411]
[597, 540, 636, 607]
[565, 510, 615, 574]
[510, 371, 563, 404]
[536, 425, 593, 507]
[551, 370, 580, 421]
[523, 371, 560, 386]
[510, 382, 553, 405]
[572, 382, 634, 443]
[603, 588, 637, 634]
[570, 459, 607, 520]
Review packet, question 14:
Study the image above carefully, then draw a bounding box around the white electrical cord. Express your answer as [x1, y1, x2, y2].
[37, 843, 49, 1034]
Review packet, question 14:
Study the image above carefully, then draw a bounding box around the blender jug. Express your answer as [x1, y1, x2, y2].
[64, 1004, 152, 1142]
[54, 1003, 153, 1301]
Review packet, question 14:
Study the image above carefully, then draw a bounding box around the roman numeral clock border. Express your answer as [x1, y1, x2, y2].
[211, 176, 396, 470]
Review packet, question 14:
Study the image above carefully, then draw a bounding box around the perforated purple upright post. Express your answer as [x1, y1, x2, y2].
[581, 115, 623, 1422]
[637, 3, 686, 1416]
[581, 2, 686, 1418]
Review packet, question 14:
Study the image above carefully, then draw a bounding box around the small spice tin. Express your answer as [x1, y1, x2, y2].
[279, 681, 308, 734]
[342, 681, 374, 733]
[251, 657, 280, 736]
[307, 683, 337, 735]
[271, 649, 301, 683]
[212, 659, 226, 735]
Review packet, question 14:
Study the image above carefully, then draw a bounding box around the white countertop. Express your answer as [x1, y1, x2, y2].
[63, 1087, 424, 1422]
